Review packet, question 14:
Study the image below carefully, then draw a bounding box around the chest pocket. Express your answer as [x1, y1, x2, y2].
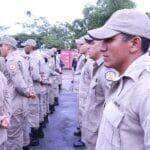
[104, 101, 124, 128]
[102, 101, 124, 149]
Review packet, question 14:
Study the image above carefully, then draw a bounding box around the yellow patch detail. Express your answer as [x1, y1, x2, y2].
[105, 71, 116, 81]
[9, 65, 16, 70]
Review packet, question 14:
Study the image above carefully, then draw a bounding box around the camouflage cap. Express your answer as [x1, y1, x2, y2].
[40, 50, 49, 58]
[88, 9, 150, 40]
[0, 36, 17, 48]
[84, 35, 93, 42]
[75, 37, 86, 45]
[46, 48, 57, 56]
[50, 47, 57, 52]
[21, 39, 37, 47]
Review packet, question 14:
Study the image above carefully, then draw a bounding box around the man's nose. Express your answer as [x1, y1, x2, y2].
[100, 41, 107, 52]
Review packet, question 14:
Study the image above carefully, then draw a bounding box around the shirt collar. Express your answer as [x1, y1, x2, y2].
[116, 54, 150, 82]
[96, 57, 104, 66]
[6, 51, 14, 60]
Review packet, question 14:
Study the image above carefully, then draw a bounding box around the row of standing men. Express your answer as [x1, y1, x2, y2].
[73, 9, 150, 150]
[0, 37, 62, 150]
[73, 32, 116, 150]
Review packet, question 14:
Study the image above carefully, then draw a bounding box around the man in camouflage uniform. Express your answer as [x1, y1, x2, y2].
[47, 48, 60, 112]
[22, 39, 51, 141]
[22, 39, 42, 145]
[81, 35, 117, 149]
[14, 49, 35, 150]
[51, 48, 61, 106]
[21, 41, 40, 146]
[75, 37, 89, 75]
[45, 50, 55, 114]
[40, 50, 52, 122]
[74, 36, 94, 147]
[73, 37, 90, 138]
[0, 36, 36, 150]
[54, 49, 62, 94]
[88, 9, 150, 150]
[0, 65, 11, 150]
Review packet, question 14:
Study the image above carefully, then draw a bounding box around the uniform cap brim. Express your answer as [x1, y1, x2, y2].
[88, 26, 120, 40]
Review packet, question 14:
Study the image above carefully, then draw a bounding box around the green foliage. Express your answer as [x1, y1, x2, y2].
[70, 0, 136, 48]
[14, 33, 42, 48]
[83, 0, 136, 30]
[41, 23, 75, 49]
[13, 0, 136, 49]
[16, 16, 51, 34]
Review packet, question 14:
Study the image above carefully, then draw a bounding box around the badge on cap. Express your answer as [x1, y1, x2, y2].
[105, 71, 116, 81]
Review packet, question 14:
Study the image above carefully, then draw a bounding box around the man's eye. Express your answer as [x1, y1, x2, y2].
[90, 42, 95, 45]
[87, 40, 94, 44]
[105, 38, 114, 43]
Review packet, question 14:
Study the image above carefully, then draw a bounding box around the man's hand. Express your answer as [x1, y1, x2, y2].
[1, 116, 9, 128]
[29, 91, 36, 99]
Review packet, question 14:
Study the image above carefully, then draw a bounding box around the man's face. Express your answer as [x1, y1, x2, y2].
[79, 43, 89, 54]
[88, 40, 102, 60]
[0, 44, 11, 57]
[24, 45, 33, 54]
[101, 34, 130, 71]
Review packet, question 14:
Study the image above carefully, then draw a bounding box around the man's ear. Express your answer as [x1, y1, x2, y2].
[129, 36, 142, 53]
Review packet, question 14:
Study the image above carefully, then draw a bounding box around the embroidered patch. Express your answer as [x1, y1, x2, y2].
[105, 71, 116, 81]
[9, 65, 16, 70]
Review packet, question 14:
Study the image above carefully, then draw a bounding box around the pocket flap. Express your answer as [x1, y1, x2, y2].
[90, 81, 97, 89]
[103, 101, 124, 128]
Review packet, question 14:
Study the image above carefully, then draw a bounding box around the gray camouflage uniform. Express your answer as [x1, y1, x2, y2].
[29, 50, 47, 123]
[0, 71, 11, 150]
[5, 51, 31, 150]
[0, 57, 5, 73]
[48, 54, 59, 104]
[82, 58, 117, 150]
[96, 54, 150, 150]
[41, 51, 52, 115]
[21, 50, 39, 129]
[78, 58, 94, 127]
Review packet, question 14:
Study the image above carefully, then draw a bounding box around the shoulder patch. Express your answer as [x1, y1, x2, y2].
[105, 71, 116, 81]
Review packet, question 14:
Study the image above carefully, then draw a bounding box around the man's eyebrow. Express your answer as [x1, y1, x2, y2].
[104, 37, 114, 42]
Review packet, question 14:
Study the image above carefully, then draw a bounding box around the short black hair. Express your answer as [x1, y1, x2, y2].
[84, 37, 93, 44]
[87, 33, 101, 41]
[121, 33, 150, 53]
